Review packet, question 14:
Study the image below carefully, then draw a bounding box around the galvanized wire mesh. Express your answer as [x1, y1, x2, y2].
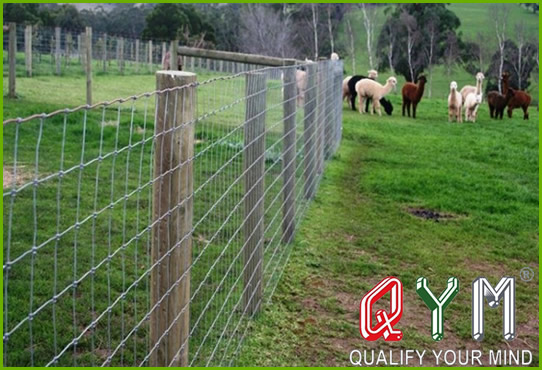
[2, 60, 343, 366]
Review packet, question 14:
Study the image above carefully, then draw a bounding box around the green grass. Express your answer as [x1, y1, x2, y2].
[336, 3, 539, 100]
[236, 99, 539, 366]
[2, 71, 315, 366]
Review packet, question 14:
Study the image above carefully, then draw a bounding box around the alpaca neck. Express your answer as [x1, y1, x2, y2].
[415, 80, 426, 100]
[502, 77, 509, 94]
[383, 82, 394, 96]
[475, 79, 482, 95]
[450, 88, 457, 105]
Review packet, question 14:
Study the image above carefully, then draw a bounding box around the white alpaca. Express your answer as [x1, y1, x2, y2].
[342, 76, 354, 107]
[355, 76, 397, 116]
[448, 81, 463, 123]
[367, 69, 378, 79]
[464, 74, 484, 122]
[460, 72, 484, 102]
[331, 52, 339, 61]
[296, 69, 308, 107]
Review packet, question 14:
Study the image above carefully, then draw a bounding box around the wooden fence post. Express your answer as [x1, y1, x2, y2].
[25, 25, 32, 77]
[118, 37, 124, 74]
[85, 27, 92, 106]
[170, 40, 178, 70]
[55, 27, 61, 75]
[243, 72, 267, 315]
[161, 42, 167, 68]
[77, 34, 82, 65]
[324, 61, 335, 159]
[282, 67, 297, 243]
[316, 62, 326, 175]
[135, 39, 140, 73]
[303, 63, 317, 199]
[148, 40, 153, 72]
[65, 32, 72, 66]
[8, 23, 16, 98]
[102, 33, 107, 72]
[151, 71, 196, 367]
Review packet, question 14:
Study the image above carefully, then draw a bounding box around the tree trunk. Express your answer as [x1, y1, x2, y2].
[311, 4, 319, 60]
[327, 6, 334, 54]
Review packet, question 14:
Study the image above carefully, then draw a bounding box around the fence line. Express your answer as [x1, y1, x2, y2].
[3, 59, 343, 366]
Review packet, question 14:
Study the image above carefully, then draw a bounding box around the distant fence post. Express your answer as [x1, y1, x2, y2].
[304, 63, 317, 199]
[102, 33, 107, 72]
[243, 72, 267, 315]
[325, 61, 337, 159]
[316, 62, 326, 175]
[77, 34, 82, 65]
[8, 22, 16, 98]
[282, 66, 297, 243]
[25, 25, 32, 77]
[85, 27, 92, 105]
[170, 39, 178, 70]
[135, 39, 140, 72]
[65, 32, 72, 66]
[55, 27, 61, 75]
[118, 37, 124, 74]
[161, 42, 167, 68]
[148, 40, 153, 72]
[150, 71, 196, 367]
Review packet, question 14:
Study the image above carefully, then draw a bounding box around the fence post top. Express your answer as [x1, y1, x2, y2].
[156, 71, 196, 78]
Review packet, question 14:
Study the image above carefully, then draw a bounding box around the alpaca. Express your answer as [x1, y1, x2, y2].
[346, 70, 378, 111]
[460, 72, 485, 102]
[401, 75, 427, 118]
[331, 52, 339, 61]
[463, 73, 484, 122]
[342, 76, 353, 107]
[507, 90, 531, 120]
[487, 72, 516, 119]
[296, 69, 308, 107]
[448, 82, 463, 123]
[355, 76, 397, 116]
[487, 89, 515, 119]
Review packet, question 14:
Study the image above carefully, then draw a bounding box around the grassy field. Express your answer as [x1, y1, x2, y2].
[237, 97, 539, 366]
[336, 3, 539, 100]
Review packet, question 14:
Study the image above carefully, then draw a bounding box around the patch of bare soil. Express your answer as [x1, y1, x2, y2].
[407, 207, 461, 222]
[3, 165, 33, 189]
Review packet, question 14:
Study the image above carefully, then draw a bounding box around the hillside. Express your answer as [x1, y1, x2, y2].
[336, 3, 539, 100]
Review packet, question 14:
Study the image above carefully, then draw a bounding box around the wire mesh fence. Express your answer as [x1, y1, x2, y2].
[2, 59, 343, 367]
[2, 23, 273, 79]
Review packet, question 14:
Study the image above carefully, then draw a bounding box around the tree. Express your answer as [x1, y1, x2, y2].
[490, 4, 510, 93]
[443, 32, 460, 76]
[360, 4, 378, 69]
[142, 3, 214, 45]
[311, 3, 319, 60]
[238, 5, 296, 58]
[345, 17, 356, 74]
[423, 17, 438, 97]
[485, 39, 537, 93]
[376, 4, 462, 82]
[3, 3, 40, 24]
[511, 22, 527, 89]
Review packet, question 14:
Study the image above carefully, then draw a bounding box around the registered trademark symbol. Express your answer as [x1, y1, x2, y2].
[519, 267, 534, 282]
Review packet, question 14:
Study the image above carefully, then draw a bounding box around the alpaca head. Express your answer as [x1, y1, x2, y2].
[380, 98, 393, 116]
[330, 52, 339, 61]
[367, 69, 378, 79]
[502, 71, 510, 81]
[417, 75, 427, 84]
[387, 76, 397, 86]
[450, 81, 458, 90]
[476, 72, 485, 81]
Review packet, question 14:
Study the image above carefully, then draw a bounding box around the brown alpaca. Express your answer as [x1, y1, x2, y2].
[507, 90, 531, 120]
[501, 72, 531, 120]
[401, 75, 427, 118]
[487, 89, 515, 119]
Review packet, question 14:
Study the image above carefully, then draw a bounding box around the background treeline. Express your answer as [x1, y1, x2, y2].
[4, 3, 539, 94]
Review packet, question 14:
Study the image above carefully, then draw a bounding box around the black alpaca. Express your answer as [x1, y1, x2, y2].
[347, 75, 394, 116]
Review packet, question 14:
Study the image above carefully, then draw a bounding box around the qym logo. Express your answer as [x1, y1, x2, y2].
[359, 276, 516, 342]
